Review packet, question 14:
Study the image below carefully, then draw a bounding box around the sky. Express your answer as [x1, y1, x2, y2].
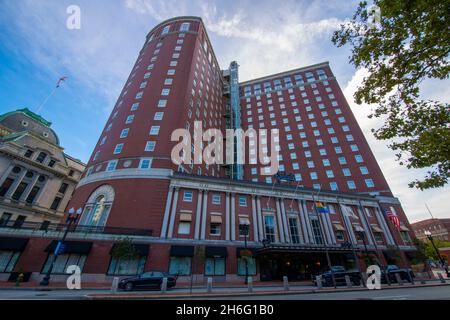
[0, 0, 448, 223]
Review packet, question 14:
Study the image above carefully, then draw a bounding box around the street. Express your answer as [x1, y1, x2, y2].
[0, 284, 449, 300]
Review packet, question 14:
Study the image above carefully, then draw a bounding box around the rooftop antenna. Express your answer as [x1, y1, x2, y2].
[36, 76, 68, 114]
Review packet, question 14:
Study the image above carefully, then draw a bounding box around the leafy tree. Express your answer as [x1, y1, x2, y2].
[110, 238, 139, 274]
[332, 0, 450, 190]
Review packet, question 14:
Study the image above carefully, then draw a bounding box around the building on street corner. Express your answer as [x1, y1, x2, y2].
[0, 17, 418, 284]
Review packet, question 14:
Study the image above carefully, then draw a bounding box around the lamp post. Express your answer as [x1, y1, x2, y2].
[242, 223, 250, 284]
[40, 207, 82, 286]
[424, 230, 449, 277]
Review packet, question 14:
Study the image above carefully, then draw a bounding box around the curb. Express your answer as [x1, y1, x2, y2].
[85, 282, 450, 300]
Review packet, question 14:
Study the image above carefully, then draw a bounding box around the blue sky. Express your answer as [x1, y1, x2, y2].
[0, 0, 448, 222]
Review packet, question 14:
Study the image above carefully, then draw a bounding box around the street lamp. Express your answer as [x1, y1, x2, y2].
[242, 223, 250, 284]
[424, 230, 449, 277]
[39, 207, 82, 286]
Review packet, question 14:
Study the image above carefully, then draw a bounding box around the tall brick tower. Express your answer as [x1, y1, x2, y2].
[67, 17, 226, 233]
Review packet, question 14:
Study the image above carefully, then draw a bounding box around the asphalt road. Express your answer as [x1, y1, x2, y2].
[0, 284, 449, 300]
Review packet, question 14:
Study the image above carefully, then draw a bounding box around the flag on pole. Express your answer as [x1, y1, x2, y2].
[384, 207, 400, 229]
[342, 205, 359, 219]
[56, 76, 68, 88]
[314, 202, 329, 214]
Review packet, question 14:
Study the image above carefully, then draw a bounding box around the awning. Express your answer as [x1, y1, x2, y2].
[332, 224, 346, 231]
[210, 215, 222, 224]
[400, 225, 409, 232]
[0, 237, 29, 251]
[236, 247, 257, 257]
[170, 245, 194, 257]
[179, 213, 192, 222]
[205, 246, 228, 257]
[371, 225, 384, 233]
[109, 243, 149, 256]
[46, 240, 92, 254]
[239, 217, 250, 225]
[353, 225, 364, 232]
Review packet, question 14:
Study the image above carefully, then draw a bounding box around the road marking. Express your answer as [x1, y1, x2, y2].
[373, 295, 410, 300]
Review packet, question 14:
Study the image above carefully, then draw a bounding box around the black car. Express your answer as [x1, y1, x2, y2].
[118, 271, 177, 291]
[381, 265, 414, 283]
[312, 266, 362, 287]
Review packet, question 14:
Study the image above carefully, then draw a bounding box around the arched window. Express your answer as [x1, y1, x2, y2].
[79, 185, 114, 227]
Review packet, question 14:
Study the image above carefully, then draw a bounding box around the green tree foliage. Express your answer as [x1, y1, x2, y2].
[332, 0, 450, 190]
[110, 238, 139, 260]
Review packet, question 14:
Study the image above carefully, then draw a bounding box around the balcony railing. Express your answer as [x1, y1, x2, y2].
[0, 220, 153, 237]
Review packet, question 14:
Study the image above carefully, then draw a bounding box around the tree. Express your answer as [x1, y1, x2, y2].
[332, 0, 450, 190]
[110, 238, 139, 274]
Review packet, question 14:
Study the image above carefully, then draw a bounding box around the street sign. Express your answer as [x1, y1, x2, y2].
[54, 241, 66, 255]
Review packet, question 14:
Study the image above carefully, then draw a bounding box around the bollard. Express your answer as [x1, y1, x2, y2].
[161, 277, 168, 293]
[247, 277, 253, 293]
[345, 275, 352, 288]
[437, 272, 446, 284]
[395, 273, 403, 286]
[207, 277, 212, 293]
[111, 277, 119, 294]
[315, 275, 322, 289]
[283, 276, 289, 291]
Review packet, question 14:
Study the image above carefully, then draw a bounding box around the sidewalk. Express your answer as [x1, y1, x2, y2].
[87, 281, 450, 300]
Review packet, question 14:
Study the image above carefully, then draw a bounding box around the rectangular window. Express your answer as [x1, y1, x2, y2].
[161, 89, 170, 96]
[107, 255, 146, 276]
[212, 194, 221, 205]
[154, 112, 164, 120]
[107, 160, 117, 171]
[131, 102, 139, 111]
[0, 250, 21, 272]
[114, 144, 123, 154]
[126, 115, 134, 124]
[365, 179, 375, 188]
[264, 216, 276, 242]
[158, 99, 167, 108]
[120, 128, 129, 138]
[145, 141, 155, 152]
[180, 22, 190, 31]
[347, 180, 356, 189]
[42, 253, 87, 274]
[164, 78, 173, 85]
[360, 166, 369, 175]
[183, 191, 193, 202]
[135, 91, 143, 99]
[139, 158, 152, 169]
[178, 222, 191, 235]
[311, 219, 324, 244]
[237, 257, 256, 276]
[288, 218, 301, 244]
[204, 257, 225, 276]
[149, 126, 160, 135]
[330, 182, 338, 191]
[210, 223, 221, 236]
[161, 25, 170, 35]
[169, 257, 191, 275]
[239, 196, 247, 207]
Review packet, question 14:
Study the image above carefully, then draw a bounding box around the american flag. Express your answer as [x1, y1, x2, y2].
[385, 207, 400, 229]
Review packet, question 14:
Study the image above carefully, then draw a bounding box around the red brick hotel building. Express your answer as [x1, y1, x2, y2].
[0, 17, 417, 284]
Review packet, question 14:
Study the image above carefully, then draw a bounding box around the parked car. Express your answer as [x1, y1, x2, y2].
[312, 266, 362, 287]
[381, 265, 414, 283]
[118, 271, 177, 291]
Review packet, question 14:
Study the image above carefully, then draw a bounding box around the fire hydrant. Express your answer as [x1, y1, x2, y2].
[15, 273, 24, 287]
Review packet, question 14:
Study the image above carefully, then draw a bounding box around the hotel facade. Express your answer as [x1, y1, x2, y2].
[0, 17, 417, 284]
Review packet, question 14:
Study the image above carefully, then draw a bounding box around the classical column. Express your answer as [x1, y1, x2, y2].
[319, 214, 332, 244]
[357, 206, 374, 245]
[275, 199, 285, 243]
[194, 190, 203, 240]
[280, 200, 290, 243]
[256, 196, 264, 239]
[5, 168, 27, 198]
[167, 188, 179, 238]
[200, 191, 208, 240]
[160, 187, 174, 238]
[20, 173, 40, 203]
[230, 193, 236, 241]
[251, 195, 259, 242]
[301, 200, 315, 244]
[0, 164, 14, 186]
[339, 203, 358, 244]
[297, 200, 309, 243]
[324, 212, 336, 244]
[225, 192, 230, 241]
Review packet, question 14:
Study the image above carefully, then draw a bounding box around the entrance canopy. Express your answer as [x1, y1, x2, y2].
[255, 244, 358, 255]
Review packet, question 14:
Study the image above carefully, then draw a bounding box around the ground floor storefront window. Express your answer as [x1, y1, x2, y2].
[0, 250, 20, 273]
[169, 257, 192, 275]
[237, 257, 256, 275]
[204, 257, 225, 276]
[107, 256, 146, 275]
[42, 253, 87, 274]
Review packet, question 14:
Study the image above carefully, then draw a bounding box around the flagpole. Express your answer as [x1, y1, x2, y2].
[36, 87, 57, 114]
[425, 203, 435, 219]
